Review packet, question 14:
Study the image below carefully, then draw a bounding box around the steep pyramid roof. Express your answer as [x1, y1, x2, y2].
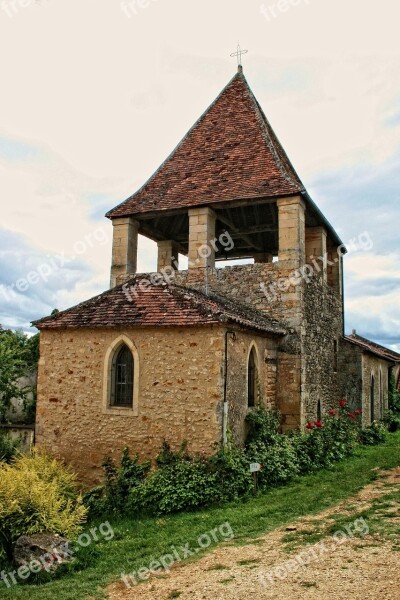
[107, 68, 304, 219]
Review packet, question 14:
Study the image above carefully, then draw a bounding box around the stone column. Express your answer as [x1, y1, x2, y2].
[157, 240, 179, 272]
[277, 196, 305, 268]
[188, 207, 216, 269]
[305, 226, 327, 282]
[254, 252, 273, 264]
[327, 240, 343, 296]
[110, 217, 139, 288]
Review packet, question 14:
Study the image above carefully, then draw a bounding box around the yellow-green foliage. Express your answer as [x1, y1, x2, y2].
[0, 450, 87, 555]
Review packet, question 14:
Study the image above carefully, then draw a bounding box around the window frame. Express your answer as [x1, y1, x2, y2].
[102, 335, 139, 416]
[247, 344, 259, 409]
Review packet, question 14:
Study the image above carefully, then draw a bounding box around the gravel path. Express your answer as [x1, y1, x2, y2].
[107, 468, 400, 600]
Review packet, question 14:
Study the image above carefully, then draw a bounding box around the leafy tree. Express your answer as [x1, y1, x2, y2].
[0, 326, 40, 422]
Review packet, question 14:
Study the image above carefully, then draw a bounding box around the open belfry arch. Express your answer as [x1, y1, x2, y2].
[105, 64, 346, 430]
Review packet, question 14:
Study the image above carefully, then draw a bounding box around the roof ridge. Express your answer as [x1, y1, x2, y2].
[345, 333, 400, 361]
[106, 71, 244, 219]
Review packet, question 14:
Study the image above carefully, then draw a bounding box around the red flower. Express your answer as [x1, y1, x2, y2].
[329, 409, 336, 416]
[348, 413, 355, 419]
[339, 400, 346, 407]
[314, 420, 323, 428]
[306, 423, 314, 430]
[338, 413, 342, 417]
[354, 409, 362, 415]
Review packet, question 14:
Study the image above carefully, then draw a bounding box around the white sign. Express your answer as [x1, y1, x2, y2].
[250, 463, 262, 473]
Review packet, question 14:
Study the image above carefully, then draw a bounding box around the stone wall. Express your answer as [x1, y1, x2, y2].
[361, 353, 390, 425]
[5, 370, 37, 425]
[36, 326, 225, 486]
[338, 340, 363, 412]
[225, 330, 278, 446]
[302, 275, 343, 422]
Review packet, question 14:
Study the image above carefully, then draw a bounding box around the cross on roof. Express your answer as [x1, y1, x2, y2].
[230, 43, 248, 67]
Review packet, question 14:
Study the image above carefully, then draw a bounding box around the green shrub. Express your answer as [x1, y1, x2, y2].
[98, 448, 151, 515]
[245, 408, 281, 445]
[246, 437, 299, 487]
[0, 431, 19, 463]
[383, 410, 400, 433]
[129, 444, 252, 516]
[359, 422, 387, 445]
[0, 450, 87, 560]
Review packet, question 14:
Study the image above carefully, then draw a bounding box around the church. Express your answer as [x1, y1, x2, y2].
[33, 66, 400, 485]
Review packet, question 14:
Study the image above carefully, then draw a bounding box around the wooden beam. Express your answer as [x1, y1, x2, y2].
[216, 213, 264, 251]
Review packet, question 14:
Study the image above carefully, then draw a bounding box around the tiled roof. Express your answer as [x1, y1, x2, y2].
[344, 332, 400, 362]
[106, 69, 304, 219]
[32, 276, 286, 335]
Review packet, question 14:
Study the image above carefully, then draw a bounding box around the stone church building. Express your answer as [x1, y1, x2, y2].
[34, 67, 400, 484]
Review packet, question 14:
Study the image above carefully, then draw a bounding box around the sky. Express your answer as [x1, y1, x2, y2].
[0, 0, 399, 350]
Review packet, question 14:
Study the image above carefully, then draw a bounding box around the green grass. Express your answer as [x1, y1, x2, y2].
[1, 432, 400, 600]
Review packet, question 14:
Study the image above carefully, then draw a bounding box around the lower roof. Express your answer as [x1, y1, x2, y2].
[32, 276, 286, 336]
[344, 332, 400, 363]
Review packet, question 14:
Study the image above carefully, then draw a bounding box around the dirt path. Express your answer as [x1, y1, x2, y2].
[107, 468, 400, 600]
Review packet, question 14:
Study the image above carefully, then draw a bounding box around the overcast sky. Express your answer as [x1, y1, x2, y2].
[0, 0, 399, 350]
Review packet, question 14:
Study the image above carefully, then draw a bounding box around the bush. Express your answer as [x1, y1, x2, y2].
[84, 448, 151, 516]
[0, 451, 87, 560]
[128, 443, 253, 516]
[359, 422, 387, 446]
[383, 410, 400, 433]
[0, 431, 19, 463]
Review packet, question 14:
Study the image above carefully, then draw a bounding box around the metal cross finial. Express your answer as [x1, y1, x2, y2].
[230, 43, 248, 68]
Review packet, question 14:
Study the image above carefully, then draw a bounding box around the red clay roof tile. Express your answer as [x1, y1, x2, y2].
[106, 70, 304, 219]
[33, 276, 286, 335]
[345, 333, 400, 362]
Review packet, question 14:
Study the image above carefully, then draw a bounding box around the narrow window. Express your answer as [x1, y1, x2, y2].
[333, 340, 338, 373]
[248, 347, 257, 408]
[111, 344, 134, 407]
[379, 369, 383, 418]
[370, 374, 375, 423]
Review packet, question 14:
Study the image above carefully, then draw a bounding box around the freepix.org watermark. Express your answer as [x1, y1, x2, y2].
[122, 230, 234, 301]
[260, 231, 373, 302]
[260, 0, 311, 23]
[120, 0, 158, 19]
[259, 517, 369, 588]
[121, 522, 234, 588]
[0, 227, 108, 303]
[0, 521, 114, 588]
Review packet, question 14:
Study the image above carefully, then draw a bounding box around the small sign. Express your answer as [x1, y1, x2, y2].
[250, 463, 262, 473]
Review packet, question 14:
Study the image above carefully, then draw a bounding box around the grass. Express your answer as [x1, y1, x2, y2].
[1, 431, 400, 600]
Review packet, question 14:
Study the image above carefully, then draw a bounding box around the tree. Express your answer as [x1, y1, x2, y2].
[0, 327, 40, 422]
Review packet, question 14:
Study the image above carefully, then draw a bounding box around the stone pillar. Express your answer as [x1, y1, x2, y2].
[157, 240, 179, 272]
[188, 207, 216, 269]
[254, 252, 273, 264]
[277, 196, 305, 267]
[327, 240, 343, 296]
[110, 217, 139, 288]
[305, 226, 327, 282]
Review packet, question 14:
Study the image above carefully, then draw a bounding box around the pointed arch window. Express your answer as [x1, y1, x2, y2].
[111, 344, 134, 407]
[248, 347, 258, 408]
[370, 374, 375, 423]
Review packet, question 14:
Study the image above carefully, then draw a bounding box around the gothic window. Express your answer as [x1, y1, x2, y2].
[370, 374, 375, 423]
[333, 340, 338, 373]
[248, 347, 258, 408]
[110, 344, 134, 407]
